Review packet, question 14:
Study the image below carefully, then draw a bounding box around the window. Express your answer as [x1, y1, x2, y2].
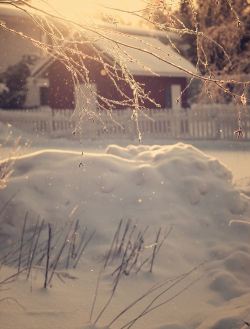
[165, 85, 172, 108]
[40, 86, 49, 106]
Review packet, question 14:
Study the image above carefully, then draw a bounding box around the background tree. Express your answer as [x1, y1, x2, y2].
[143, 0, 250, 103]
[0, 55, 37, 109]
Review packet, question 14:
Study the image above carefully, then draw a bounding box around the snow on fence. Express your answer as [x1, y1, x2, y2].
[0, 105, 250, 140]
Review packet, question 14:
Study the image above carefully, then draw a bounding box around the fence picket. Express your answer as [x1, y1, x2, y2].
[0, 105, 249, 141]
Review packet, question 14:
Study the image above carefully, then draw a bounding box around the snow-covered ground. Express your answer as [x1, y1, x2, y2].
[0, 123, 250, 329]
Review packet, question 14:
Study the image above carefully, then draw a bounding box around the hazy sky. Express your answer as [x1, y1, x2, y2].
[37, 0, 145, 18]
[34, 0, 178, 24]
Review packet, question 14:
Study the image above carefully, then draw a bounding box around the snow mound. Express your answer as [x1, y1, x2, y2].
[224, 251, 250, 273]
[210, 317, 243, 329]
[235, 176, 250, 197]
[0, 143, 250, 329]
[0, 143, 248, 243]
[209, 271, 244, 300]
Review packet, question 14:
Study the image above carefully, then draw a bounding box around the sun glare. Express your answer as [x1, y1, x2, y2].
[34, 0, 146, 24]
[32, 0, 180, 25]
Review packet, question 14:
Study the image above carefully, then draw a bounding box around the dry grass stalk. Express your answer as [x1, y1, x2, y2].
[18, 212, 28, 273]
[44, 223, 52, 289]
[26, 219, 44, 279]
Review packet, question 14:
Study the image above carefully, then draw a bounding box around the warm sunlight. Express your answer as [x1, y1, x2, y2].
[35, 0, 146, 23]
[34, 0, 179, 24]
[1, 1, 250, 329]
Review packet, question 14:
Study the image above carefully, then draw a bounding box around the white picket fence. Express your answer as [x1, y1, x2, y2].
[0, 105, 250, 140]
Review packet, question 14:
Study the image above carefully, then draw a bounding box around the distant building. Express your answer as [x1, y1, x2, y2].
[0, 5, 196, 110]
[32, 26, 196, 110]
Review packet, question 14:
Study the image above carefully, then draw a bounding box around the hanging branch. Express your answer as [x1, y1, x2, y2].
[1, 0, 249, 106]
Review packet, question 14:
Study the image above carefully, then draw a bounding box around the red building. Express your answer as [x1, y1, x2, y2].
[32, 27, 196, 111]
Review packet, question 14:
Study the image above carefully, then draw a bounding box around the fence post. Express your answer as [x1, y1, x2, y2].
[215, 107, 221, 140]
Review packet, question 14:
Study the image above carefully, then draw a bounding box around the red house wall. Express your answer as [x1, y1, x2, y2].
[133, 76, 188, 108]
[48, 61, 75, 109]
[47, 58, 189, 110]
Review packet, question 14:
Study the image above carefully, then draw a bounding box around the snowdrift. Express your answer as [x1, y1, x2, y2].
[1, 143, 248, 240]
[0, 143, 250, 329]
